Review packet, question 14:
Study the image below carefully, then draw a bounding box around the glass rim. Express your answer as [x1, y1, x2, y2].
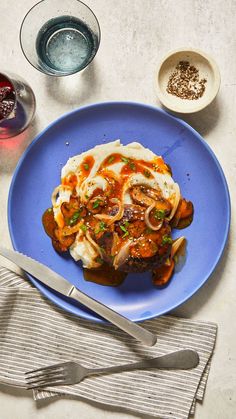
[19, 0, 101, 77]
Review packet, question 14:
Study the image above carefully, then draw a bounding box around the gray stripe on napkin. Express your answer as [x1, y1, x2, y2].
[0, 266, 31, 288]
[0, 267, 217, 419]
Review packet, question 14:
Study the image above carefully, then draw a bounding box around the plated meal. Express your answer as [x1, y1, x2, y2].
[9, 102, 230, 321]
[43, 140, 194, 287]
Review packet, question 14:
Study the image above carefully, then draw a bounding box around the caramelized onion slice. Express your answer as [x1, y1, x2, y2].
[113, 239, 132, 270]
[86, 231, 104, 258]
[144, 204, 163, 231]
[111, 231, 120, 256]
[61, 222, 83, 236]
[94, 198, 124, 225]
[51, 186, 60, 206]
[166, 183, 180, 221]
[171, 236, 186, 258]
[83, 239, 101, 269]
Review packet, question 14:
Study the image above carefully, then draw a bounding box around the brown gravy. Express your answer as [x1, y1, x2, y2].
[42, 208, 56, 238]
[83, 264, 127, 286]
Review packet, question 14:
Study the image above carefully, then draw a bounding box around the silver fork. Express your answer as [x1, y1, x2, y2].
[25, 349, 199, 389]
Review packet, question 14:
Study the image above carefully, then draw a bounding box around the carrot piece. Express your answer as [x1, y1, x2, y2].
[177, 199, 193, 219]
[152, 259, 175, 286]
[176, 216, 193, 229]
[171, 199, 194, 228]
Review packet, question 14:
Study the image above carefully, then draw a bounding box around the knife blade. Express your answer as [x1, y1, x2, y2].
[0, 246, 157, 347]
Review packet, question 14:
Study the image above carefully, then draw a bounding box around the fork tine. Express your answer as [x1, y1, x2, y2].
[26, 379, 65, 390]
[25, 367, 64, 379]
[26, 378, 66, 390]
[25, 372, 65, 385]
[25, 362, 64, 375]
[26, 377, 64, 389]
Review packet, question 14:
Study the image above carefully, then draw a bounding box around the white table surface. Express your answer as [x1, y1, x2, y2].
[0, 0, 235, 418]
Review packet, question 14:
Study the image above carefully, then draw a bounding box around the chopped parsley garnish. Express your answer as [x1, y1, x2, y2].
[162, 235, 172, 245]
[69, 210, 82, 225]
[129, 161, 136, 170]
[123, 232, 129, 238]
[143, 169, 151, 178]
[154, 209, 166, 220]
[85, 194, 89, 199]
[99, 221, 106, 230]
[108, 155, 115, 164]
[95, 256, 104, 264]
[121, 156, 130, 164]
[83, 163, 89, 170]
[95, 221, 106, 234]
[93, 199, 101, 209]
[120, 224, 129, 238]
[80, 224, 87, 232]
[145, 227, 153, 234]
[121, 156, 136, 170]
[124, 220, 129, 227]
[47, 208, 52, 212]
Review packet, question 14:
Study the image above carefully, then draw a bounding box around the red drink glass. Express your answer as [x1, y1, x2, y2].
[0, 72, 36, 140]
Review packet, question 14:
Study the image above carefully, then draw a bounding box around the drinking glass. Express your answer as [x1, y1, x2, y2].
[20, 0, 101, 76]
[0, 72, 36, 140]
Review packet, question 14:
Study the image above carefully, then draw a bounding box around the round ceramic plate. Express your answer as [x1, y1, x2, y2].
[8, 102, 230, 322]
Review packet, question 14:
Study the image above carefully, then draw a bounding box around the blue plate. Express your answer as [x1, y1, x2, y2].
[8, 102, 230, 322]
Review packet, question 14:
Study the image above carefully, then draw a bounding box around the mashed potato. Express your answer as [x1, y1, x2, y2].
[42, 140, 193, 286]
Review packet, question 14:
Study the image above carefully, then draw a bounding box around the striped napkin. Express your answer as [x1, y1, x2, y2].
[0, 265, 217, 419]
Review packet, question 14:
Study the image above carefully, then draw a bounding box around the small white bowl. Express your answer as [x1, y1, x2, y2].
[156, 48, 220, 114]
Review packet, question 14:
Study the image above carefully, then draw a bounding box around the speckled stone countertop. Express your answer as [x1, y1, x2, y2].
[0, 1, 235, 418]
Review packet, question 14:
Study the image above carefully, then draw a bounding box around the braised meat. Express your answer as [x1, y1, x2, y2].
[130, 185, 172, 214]
[97, 204, 172, 273]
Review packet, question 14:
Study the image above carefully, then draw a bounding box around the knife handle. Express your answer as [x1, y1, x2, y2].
[69, 287, 157, 347]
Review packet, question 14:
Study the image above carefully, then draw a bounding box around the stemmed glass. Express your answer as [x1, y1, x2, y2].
[0, 72, 36, 140]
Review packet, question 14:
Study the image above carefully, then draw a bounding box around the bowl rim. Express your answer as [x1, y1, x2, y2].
[156, 47, 221, 114]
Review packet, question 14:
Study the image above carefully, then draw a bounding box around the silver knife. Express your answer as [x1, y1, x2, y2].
[0, 246, 157, 347]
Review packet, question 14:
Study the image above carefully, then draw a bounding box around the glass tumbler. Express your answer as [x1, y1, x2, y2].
[20, 0, 101, 76]
[0, 72, 36, 140]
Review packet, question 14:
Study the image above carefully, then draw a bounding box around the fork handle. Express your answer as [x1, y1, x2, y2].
[85, 349, 199, 376]
[69, 287, 157, 347]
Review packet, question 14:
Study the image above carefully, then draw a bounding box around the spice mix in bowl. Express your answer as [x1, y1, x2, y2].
[156, 48, 220, 114]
